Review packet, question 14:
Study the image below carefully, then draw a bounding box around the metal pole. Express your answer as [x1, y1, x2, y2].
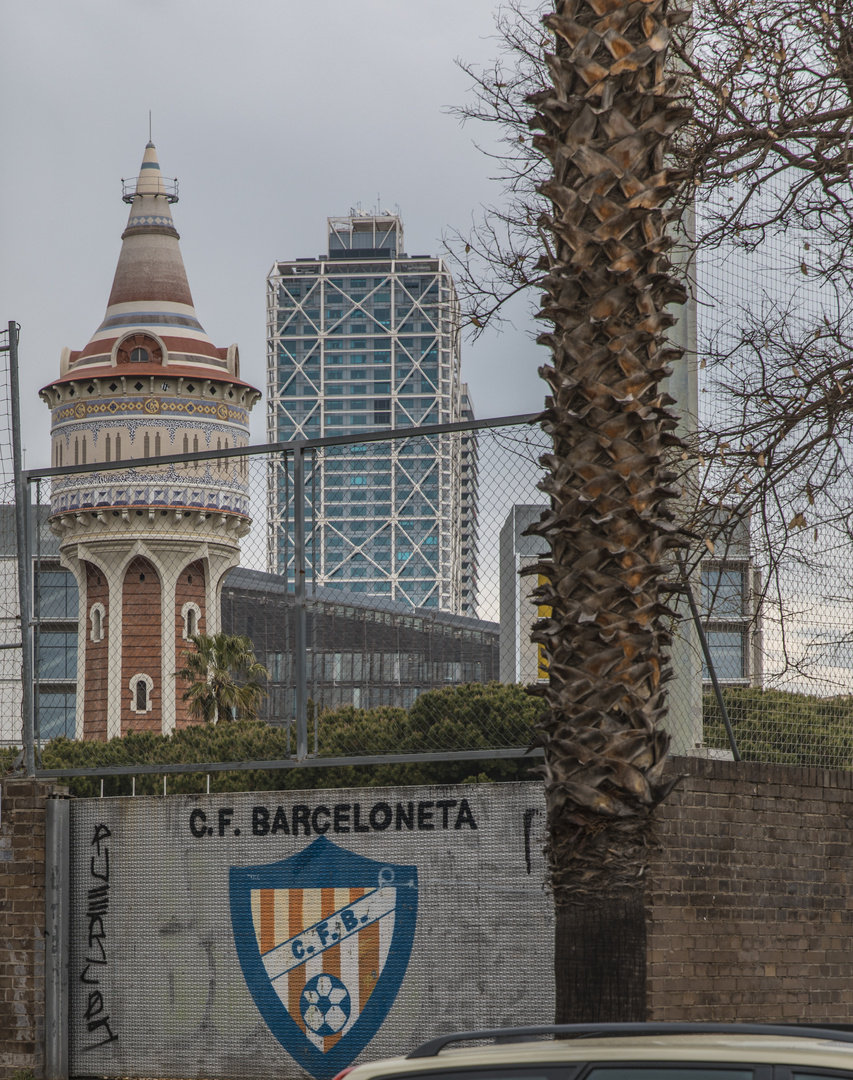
[44, 797, 70, 1080]
[9, 323, 35, 776]
[293, 446, 308, 760]
[676, 551, 741, 761]
[34, 479, 42, 746]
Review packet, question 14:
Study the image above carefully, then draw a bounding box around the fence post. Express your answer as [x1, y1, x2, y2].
[9, 322, 35, 776]
[293, 445, 308, 761]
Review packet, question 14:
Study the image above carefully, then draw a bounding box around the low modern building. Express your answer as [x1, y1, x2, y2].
[219, 569, 497, 717]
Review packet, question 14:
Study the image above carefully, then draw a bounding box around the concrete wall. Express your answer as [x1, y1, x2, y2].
[67, 783, 551, 1080]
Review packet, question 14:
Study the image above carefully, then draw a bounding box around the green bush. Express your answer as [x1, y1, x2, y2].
[703, 686, 853, 768]
[5, 682, 544, 797]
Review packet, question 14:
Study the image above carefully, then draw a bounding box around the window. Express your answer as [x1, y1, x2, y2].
[89, 603, 105, 643]
[129, 673, 154, 714]
[181, 602, 202, 640]
[130, 348, 149, 363]
[702, 566, 746, 617]
[36, 631, 77, 680]
[37, 688, 76, 741]
[35, 570, 78, 619]
[703, 630, 745, 681]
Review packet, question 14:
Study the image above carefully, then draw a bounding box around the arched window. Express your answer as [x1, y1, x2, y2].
[74, 438, 79, 466]
[116, 434, 122, 460]
[183, 434, 189, 454]
[82, 437, 87, 465]
[181, 601, 202, 640]
[155, 433, 161, 457]
[89, 603, 106, 643]
[129, 673, 154, 714]
[130, 348, 149, 363]
[144, 433, 150, 458]
[105, 434, 111, 462]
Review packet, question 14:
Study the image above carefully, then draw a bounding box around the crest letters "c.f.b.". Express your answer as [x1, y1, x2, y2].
[230, 836, 418, 1080]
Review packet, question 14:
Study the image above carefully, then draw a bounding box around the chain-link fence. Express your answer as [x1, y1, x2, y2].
[5, 401, 853, 783]
[688, 166, 853, 768]
[16, 417, 553, 785]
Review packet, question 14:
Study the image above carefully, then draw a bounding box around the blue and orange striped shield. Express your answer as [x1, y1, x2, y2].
[230, 836, 418, 1079]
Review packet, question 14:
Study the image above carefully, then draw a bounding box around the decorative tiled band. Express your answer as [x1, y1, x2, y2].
[52, 398, 249, 424]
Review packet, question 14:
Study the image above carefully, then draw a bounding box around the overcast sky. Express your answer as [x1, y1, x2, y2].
[0, 0, 546, 470]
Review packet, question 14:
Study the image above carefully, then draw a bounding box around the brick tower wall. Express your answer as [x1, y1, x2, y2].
[82, 562, 109, 741]
[174, 560, 207, 728]
[120, 556, 162, 734]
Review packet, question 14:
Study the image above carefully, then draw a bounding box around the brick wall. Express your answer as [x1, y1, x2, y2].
[648, 755, 853, 1021]
[83, 561, 108, 741]
[120, 556, 162, 734]
[173, 559, 206, 729]
[0, 779, 66, 1080]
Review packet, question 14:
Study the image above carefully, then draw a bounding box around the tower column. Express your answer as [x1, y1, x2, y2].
[41, 140, 260, 739]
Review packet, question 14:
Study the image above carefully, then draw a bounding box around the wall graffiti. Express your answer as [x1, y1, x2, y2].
[79, 823, 118, 1051]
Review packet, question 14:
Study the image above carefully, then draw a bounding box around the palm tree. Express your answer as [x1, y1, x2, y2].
[525, 0, 690, 1021]
[177, 633, 268, 723]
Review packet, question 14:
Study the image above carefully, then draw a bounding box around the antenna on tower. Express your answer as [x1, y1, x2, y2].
[148, 111, 152, 142]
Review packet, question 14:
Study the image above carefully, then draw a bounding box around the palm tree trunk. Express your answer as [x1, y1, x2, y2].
[525, 0, 690, 1021]
[555, 894, 646, 1022]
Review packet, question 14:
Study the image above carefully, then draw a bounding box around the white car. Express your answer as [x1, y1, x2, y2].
[333, 1024, 853, 1080]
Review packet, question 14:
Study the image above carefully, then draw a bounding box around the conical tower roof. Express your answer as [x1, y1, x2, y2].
[47, 142, 256, 389]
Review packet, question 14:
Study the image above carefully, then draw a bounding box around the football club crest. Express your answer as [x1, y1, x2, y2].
[230, 836, 418, 1079]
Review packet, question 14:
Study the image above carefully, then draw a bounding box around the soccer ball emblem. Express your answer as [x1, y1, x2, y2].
[300, 973, 351, 1036]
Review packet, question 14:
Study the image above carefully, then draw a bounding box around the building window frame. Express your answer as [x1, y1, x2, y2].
[129, 673, 154, 714]
[89, 603, 106, 643]
[181, 601, 202, 640]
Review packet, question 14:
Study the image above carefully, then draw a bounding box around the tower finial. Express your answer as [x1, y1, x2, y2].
[149, 110, 152, 144]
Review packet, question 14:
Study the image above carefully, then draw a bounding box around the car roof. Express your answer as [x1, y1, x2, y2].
[346, 1030, 853, 1080]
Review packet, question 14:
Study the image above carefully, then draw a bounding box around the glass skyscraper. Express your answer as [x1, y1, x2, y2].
[267, 212, 477, 615]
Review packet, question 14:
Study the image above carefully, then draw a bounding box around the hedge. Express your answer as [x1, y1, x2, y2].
[1, 682, 544, 797]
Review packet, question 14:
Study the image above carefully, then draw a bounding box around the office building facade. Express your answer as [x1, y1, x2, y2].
[266, 212, 477, 615]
